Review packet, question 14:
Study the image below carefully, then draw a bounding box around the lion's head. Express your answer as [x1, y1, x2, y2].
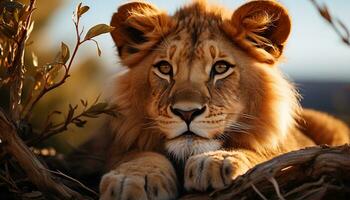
[108, 0, 299, 162]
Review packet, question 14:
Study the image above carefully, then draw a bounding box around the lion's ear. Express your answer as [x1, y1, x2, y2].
[111, 2, 174, 66]
[229, 0, 291, 62]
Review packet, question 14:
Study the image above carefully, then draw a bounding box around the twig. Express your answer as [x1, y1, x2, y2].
[210, 145, 350, 200]
[251, 183, 268, 200]
[284, 176, 326, 197]
[310, 0, 350, 46]
[43, 168, 99, 197]
[0, 173, 19, 192]
[267, 177, 286, 200]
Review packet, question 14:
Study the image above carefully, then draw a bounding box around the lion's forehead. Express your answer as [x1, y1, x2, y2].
[158, 6, 226, 60]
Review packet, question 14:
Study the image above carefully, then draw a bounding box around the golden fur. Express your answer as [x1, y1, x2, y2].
[96, 1, 350, 199]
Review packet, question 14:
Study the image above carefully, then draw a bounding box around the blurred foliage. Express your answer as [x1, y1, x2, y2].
[0, 0, 116, 154]
[30, 58, 115, 153]
[0, 0, 116, 198]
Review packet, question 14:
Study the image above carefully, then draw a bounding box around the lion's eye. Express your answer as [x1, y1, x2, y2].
[154, 61, 173, 75]
[211, 61, 234, 75]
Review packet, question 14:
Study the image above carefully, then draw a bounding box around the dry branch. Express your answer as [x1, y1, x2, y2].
[0, 110, 90, 200]
[310, 0, 350, 46]
[181, 145, 350, 200]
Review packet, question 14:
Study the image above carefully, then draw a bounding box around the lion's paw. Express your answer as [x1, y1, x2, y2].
[100, 170, 177, 200]
[184, 150, 249, 191]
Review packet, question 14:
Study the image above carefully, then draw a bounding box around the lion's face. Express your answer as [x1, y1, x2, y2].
[110, 1, 296, 160]
[146, 32, 246, 157]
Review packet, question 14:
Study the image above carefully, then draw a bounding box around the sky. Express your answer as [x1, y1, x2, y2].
[43, 0, 350, 82]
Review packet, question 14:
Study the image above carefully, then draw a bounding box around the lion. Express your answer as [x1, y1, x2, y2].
[95, 0, 350, 199]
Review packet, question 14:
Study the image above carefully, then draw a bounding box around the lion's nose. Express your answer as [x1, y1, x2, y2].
[170, 106, 206, 125]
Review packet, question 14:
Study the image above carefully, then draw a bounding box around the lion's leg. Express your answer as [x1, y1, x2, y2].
[184, 150, 266, 192]
[100, 152, 178, 200]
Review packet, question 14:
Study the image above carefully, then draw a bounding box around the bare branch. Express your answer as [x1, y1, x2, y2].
[310, 0, 350, 46]
[210, 145, 350, 200]
[27, 99, 118, 146]
[181, 145, 350, 199]
[44, 169, 98, 197]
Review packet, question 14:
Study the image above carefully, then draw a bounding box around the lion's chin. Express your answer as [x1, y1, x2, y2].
[165, 136, 221, 162]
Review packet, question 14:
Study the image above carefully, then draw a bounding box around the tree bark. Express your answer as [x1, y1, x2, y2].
[181, 145, 350, 200]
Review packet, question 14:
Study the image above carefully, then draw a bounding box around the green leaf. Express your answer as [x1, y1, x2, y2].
[78, 5, 89, 18]
[103, 108, 119, 117]
[65, 104, 77, 125]
[73, 118, 87, 128]
[60, 42, 70, 64]
[80, 99, 88, 107]
[85, 102, 108, 114]
[52, 110, 62, 115]
[75, 3, 82, 17]
[84, 24, 114, 41]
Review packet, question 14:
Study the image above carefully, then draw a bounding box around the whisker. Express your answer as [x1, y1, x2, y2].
[215, 132, 231, 140]
[226, 123, 251, 131]
[225, 128, 250, 134]
[225, 126, 249, 133]
[223, 117, 253, 135]
[223, 112, 257, 120]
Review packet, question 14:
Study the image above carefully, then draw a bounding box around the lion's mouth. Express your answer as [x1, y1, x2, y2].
[182, 131, 195, 136]
[171, 131, 207, 140]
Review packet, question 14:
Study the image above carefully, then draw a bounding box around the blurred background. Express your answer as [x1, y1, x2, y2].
[4, 0, 349, 152]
